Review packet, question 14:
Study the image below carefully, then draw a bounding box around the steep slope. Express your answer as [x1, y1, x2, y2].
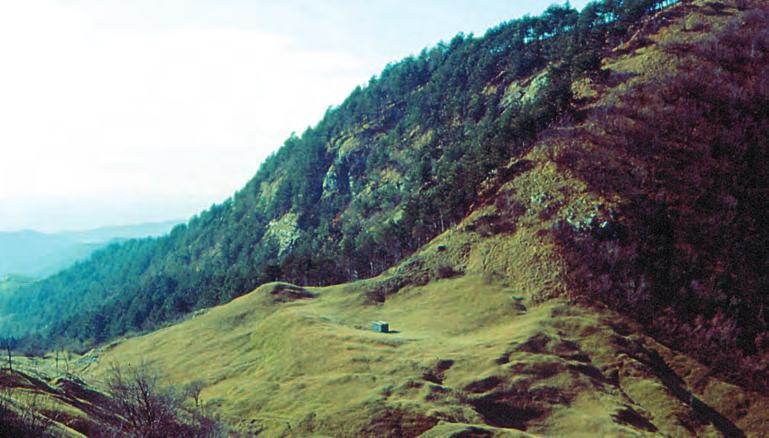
[344, 0, 769, 393]
[0, 0, 677, 345]
[548, 0, 769, 390]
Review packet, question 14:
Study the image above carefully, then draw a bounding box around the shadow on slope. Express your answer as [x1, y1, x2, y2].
[548, 0, 769, 391]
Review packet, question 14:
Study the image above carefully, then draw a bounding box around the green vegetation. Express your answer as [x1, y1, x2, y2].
[3, 1, 769, 435]
[80, 277, 769, 436]
[0, 0, 679, 348]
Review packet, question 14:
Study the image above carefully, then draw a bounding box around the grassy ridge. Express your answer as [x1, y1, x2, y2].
[82, 275, 769, 436]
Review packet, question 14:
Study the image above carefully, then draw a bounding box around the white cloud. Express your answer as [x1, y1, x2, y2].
[0, 0, 373, 230]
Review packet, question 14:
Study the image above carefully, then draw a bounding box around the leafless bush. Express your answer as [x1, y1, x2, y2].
[104, 363, 179, 437]
[0, 383, 53, 437]
[18, 392, 53, 436]
[104, 363, 224, 438]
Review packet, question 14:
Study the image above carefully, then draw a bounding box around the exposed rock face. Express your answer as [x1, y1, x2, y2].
[503, 70, 551, 108]
[264, 212, 301, 256]
[322, 163, 339, 196]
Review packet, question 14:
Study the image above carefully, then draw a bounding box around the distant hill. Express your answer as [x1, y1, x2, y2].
[0, 220, 181, 278]
[58, 221, 184, 243]
[0, 274, 36, 294]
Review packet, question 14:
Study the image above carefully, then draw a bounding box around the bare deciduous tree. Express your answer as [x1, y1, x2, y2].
[104, 363, 225, 438]
[0, 337, 17, 371]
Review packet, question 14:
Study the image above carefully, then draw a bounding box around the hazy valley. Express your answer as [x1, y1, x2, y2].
[0, 221, 180, 280]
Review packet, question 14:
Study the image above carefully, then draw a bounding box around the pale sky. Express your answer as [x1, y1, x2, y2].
[0, 0, 589, 232]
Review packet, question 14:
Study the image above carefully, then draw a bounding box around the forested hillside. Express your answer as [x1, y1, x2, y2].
[1, 0, 679, 347]
[3, 1, 769, 435]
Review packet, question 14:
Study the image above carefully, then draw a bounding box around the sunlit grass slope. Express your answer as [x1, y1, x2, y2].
[82, 276, 768, 437]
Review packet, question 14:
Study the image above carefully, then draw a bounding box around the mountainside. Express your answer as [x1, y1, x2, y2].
[1, 0, 682, 345]
[0, 220, 180, 279]
[2, 0, 769, 436]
